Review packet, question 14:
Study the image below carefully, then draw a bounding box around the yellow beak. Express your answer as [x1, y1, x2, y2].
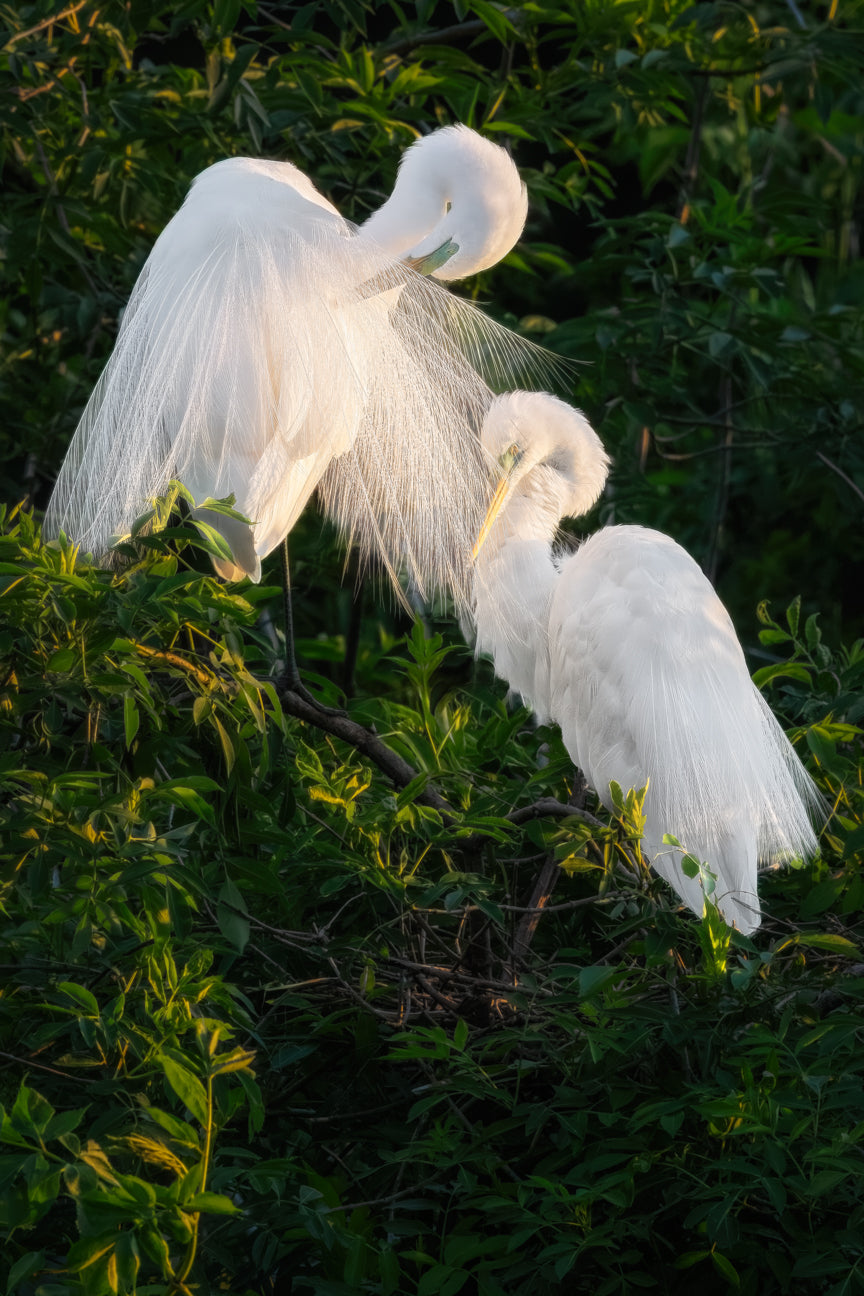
[472, 474, 513, 561]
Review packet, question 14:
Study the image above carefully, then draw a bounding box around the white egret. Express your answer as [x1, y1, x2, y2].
[471, 392, 821, 934]
[43, 127, 537, 625]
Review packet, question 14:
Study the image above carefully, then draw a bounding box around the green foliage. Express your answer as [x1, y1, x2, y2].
[1, 502, 862, 1295]
[2, 2, 864, 1293]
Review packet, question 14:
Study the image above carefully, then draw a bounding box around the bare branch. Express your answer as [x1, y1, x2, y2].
[0, 1050, 99, 1084]
[275, 684, 454, 818]
[6, 0, 88, 46]
[511, 854, 561, 966]
[382, 12, 520, 57]
[816, 450, 864, 507]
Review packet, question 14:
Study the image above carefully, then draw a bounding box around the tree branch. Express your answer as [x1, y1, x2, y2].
[382, 12, 520, 57]
[503, 796, 605, 831]
[275, 684, 454, 818]
[816, 450, 864, 507]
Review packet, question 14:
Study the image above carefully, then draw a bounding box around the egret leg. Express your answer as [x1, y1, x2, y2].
[279, 538, 345, 715]
[342, 573, 365, 696]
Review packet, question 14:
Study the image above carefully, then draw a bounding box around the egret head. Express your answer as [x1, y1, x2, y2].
[474, 392, 610, 557]
[361, 126, 528, 282]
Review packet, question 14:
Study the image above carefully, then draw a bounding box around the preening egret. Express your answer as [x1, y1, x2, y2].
[44, 126, 537, 620]
[471, 392, 821, 934]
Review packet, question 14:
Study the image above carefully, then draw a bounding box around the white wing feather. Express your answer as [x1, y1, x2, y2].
[549, 526, 820, 933]
[44, 152, 547, 611]
[472, 394, 821, 935]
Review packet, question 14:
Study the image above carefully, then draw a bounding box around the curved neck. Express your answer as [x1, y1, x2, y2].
[472, 490, 560, 718]
[360, 182, 443, 260]
[358, 128, 526, 281]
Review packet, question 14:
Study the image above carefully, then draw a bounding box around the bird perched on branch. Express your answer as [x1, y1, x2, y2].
[471, 391, 822, 933]
[44, 126, 539, 621]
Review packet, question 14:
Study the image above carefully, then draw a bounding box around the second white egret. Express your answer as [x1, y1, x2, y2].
[471, 392, 821, 933]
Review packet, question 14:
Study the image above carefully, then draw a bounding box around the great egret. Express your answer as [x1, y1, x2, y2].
[43, 127, 537, 626]
[471, 392, 821, 934]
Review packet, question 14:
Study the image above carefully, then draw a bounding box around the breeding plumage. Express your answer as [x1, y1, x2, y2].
[472, 391, 821, 933]
[44, 127, 537, 612]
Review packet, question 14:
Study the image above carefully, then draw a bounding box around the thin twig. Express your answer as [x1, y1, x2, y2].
[255, 4, 294, 32]
[32, 137, 100, 296]
[416, 972, 459, 1014]
[382, 12, 519, 56]
[385, 955, 551, 997]
[689, 65, 768, 77]
[511, 854, 561, 967]
[677, 79, 708, 223]
[6, 0, 88, 45]
[323, 1179, 441, 1214]
[0, 1050, 99, 1084]
[327, 957, 394, 1021]
[816, 451, 864, 507]
[498, 891, 615, 916]
[705, 374, 736, 586]
[203, 898, 322, 951]
[456, 797, 605, 857]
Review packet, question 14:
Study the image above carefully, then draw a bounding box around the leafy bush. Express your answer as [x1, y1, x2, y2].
[1, 500, 862, 1295]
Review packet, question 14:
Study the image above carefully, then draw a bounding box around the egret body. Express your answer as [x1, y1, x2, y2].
[44, 127, 534, 613]
[472, 392, 821, 933]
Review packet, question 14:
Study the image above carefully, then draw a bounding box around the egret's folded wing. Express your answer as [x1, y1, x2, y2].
[549, 525, 821, 932]
[43, 160, 364, 572]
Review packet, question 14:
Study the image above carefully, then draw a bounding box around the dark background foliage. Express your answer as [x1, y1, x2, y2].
[1, 2, 863, 1294]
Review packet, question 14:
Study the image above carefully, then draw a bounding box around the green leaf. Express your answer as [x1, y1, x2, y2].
[155, 782, 216, 827]
[579, 966, 617, 998]
[158, 1056, 208, 1126]
[752, 662, 812, 688]
[6, 1252, 45, 1292]
[418, 1264, 469, 1296]
[675, 1251, 710, 1270]
[758, 627, 792, 645]
[57, 982, 100, 1016]
[708, 330, 733, 358]
[775, 933, 859, 958]
[806, 725, 845, 774]
[193, 695, 213, 725]
[185, 1190, 242, 1214]
[113, 1231, 141, 1294]
[143, 1106, 200, 1149]
[45, 1107, 89, 1141]
[614, 48, 638, 68]
[48, 646, 77, 672]
[12, 1086, 55, 1137]
[123, 694, 140, 747]
[213, 714, 236, 775]
[786, 596, 801, 637]
[217, 880, 250, 953]
[711, 1251, 741, 1286]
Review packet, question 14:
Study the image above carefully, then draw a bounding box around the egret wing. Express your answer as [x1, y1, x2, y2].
[549, 525, 820, 932]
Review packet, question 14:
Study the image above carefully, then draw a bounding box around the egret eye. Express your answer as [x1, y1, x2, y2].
[499, 443, 523, 474]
